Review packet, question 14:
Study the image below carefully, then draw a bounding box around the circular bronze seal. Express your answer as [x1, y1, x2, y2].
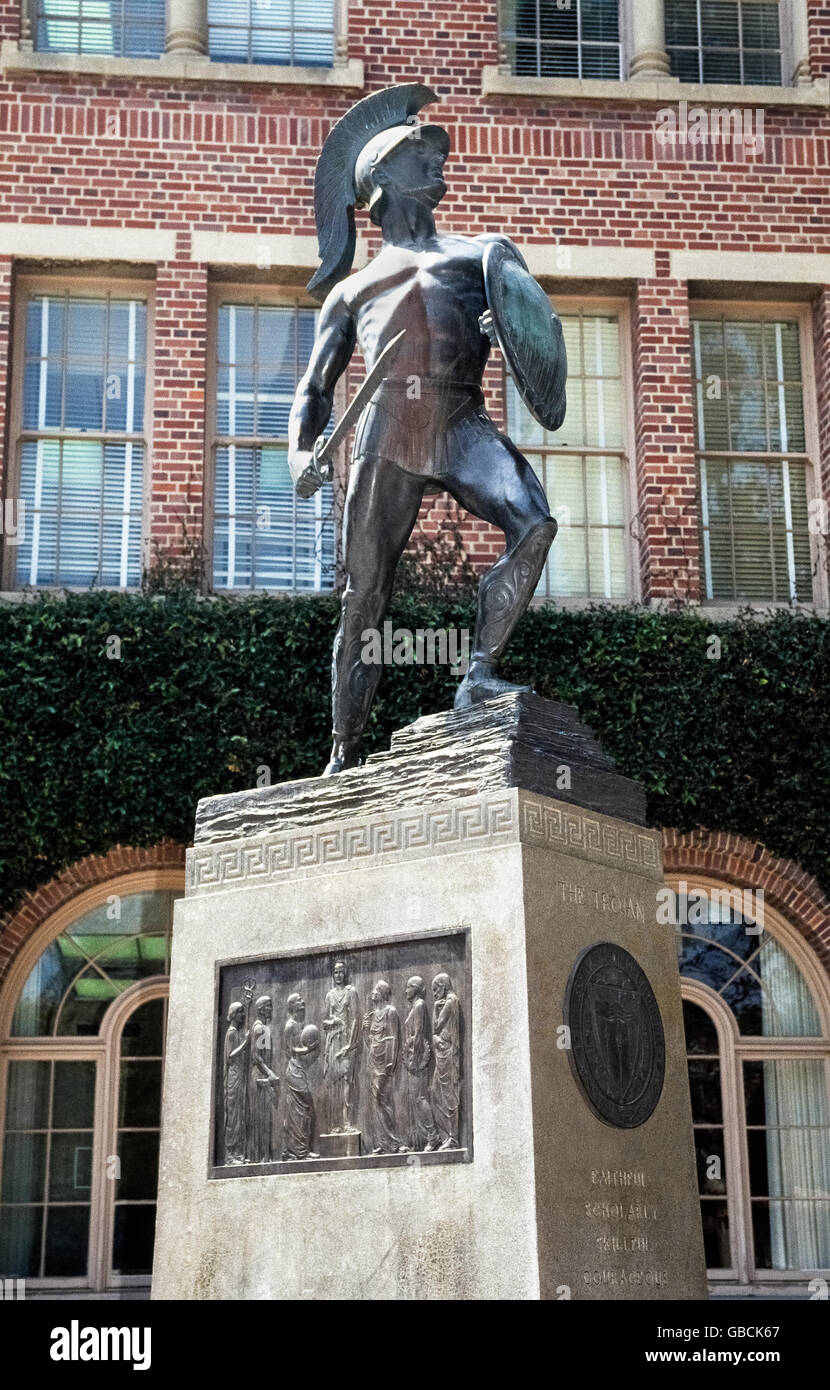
[564, 943, 665, 1129]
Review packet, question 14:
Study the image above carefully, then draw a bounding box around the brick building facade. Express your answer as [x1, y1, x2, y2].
[0, 0, 829, 1297]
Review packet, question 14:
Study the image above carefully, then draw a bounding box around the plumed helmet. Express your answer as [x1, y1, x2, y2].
[307, 83, 447, 303]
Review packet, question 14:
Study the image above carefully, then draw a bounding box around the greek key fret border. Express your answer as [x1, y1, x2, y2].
[520, 799, 660, 874]
[187, 796, 518, 894]
[187, 792, 661, 894]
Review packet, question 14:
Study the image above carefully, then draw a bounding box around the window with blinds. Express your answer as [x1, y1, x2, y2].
[503, 0, 622, 79]
[507, 311, 629, 600]
[212, 303, 335, 593]
[207, 0, 335, 65]
[15, 293, 147, 589]
[691, 317, 813, 603]
[35, 0, 166, 56]
[666, 0, 782, 85]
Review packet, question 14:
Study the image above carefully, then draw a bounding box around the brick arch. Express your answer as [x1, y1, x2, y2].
[0, 841, 186, 986]
[662, 828, 830, 975]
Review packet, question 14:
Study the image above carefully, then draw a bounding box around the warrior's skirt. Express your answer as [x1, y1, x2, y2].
[352, 379, 495, 479]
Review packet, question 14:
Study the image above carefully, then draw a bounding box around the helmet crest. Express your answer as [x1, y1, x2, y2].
[307, 83, 442, 303]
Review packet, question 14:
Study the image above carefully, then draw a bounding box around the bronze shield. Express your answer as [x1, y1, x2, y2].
[483, 239, 567, 432]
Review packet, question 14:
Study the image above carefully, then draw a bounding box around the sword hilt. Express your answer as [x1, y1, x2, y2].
[292, 328, 407, 498]
[312, 436, 334, 485]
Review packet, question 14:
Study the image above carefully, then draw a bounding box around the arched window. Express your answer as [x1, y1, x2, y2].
[673, 879, 830, 1287]
[0, 881, 180, 1292]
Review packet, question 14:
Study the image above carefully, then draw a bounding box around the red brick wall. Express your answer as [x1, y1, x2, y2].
[631, 268, 699, 603]
[349, 1, 501, 94]
[0, 0, 18, 44]
[151, 251, 208, 565]
[809, 0, 830, 76]
[0, 76, 826, 243]
[0, 18, 827, 253]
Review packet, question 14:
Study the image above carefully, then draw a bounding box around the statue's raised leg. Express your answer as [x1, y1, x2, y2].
[445, 431, 557, 709]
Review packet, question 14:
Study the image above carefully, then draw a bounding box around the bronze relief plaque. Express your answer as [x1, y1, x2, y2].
[564, 942, 666, 1130]
[211, 929, 470, 1177]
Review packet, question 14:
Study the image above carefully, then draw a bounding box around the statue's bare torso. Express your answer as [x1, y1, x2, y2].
[339, 234, 493, 383]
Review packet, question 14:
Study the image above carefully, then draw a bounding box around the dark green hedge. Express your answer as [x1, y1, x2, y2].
[1, 592, 828, 916]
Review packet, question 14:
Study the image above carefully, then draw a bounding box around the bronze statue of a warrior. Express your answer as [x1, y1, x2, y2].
[288, 84, 567, 776]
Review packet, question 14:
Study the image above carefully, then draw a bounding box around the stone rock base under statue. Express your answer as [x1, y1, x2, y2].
[152, 694, 707, 1301]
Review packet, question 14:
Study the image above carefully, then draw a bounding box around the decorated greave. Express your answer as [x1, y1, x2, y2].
[331, 591, 385, 741]
[472, 518, 557, 665]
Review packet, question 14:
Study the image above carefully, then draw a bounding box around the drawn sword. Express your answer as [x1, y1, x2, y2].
[290, 328, 407, 494]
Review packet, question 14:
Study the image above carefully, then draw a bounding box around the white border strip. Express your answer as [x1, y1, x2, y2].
[672, 251, 830, 284]
[519, 245, 656, 280]
[0, 224, 176, 261]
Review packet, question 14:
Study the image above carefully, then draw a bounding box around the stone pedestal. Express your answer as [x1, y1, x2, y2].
[152, 694, 707, 1301]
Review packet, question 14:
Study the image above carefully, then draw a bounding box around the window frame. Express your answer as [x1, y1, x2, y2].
[206, 0, 339, 68]
[505, 293, 640, 607]
[688, 298, 824, 612]
[665, 0, 785, 87]
[504, 0, 625, 81]
[2, 273, 155, 595]
[12, 0, 360, 85]
[0, 871, 181, 1293]
[95, 981, 168, 1289]
[205, 281, 340, 597]
[673, 874, 830, 1287]
[489, 0, 820, 99]
[31, 0, 167, 60]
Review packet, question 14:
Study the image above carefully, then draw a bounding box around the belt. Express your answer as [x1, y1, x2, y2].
[377, 377, 483, 395]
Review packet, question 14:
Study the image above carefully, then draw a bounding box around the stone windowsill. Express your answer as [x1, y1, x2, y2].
[648, 598, 826, 619]
[528, 594, 634, 611]
[0, 42, 364, 88]
[482, 66, 830, 107]
[0, 586, 332, 602]
[699, 601, 825, 619]
[533, 597, 828, 616]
